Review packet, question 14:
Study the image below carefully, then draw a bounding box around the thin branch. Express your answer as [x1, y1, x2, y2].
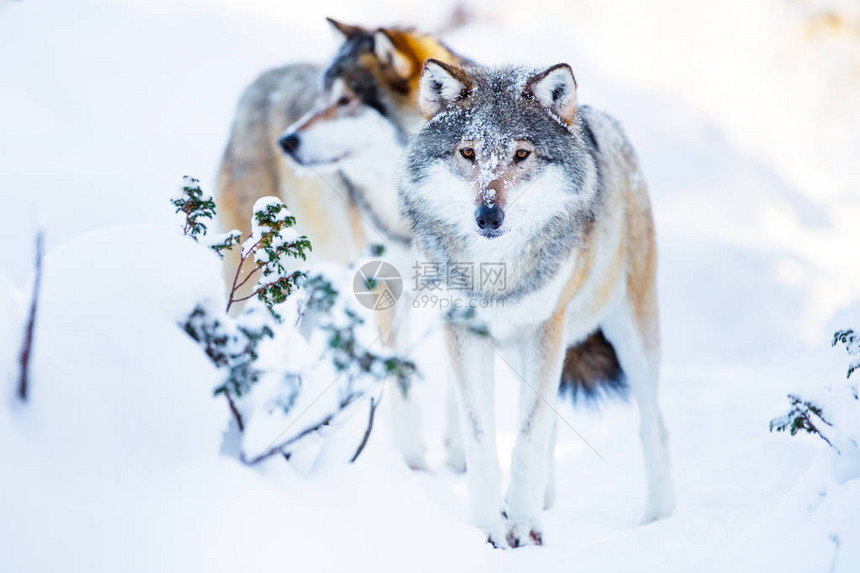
[18, 231, 44, 402]
[293, 284, 320, 329]
[350, 396, 379, 463]
[231, 289, 264, 304]
[799, 408, 835, 449]
[183, 204, 192, 236]
[242, 392, 363, 466]
[225, 252, 246, 314]
[225, 235, 267, 314]
[225, 392, 244, 432]
[235, 263, 264, 290]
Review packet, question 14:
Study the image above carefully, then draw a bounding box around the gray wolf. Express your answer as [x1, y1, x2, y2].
[399, 60, 675, 547]
[216, 19, 469, 470]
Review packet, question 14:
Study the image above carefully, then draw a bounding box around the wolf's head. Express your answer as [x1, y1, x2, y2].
[401, 61, 600, 270]
[279, 19, 459, 170]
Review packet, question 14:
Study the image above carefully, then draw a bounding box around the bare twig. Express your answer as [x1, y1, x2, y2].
[231, 289, 264, 304]
[241, 392, 363, 466]
[235, 263, 263, 290]
[225, 235, 267, 314]
[182, 203, 192, 236]
[18, 231, 44, 402]
[225, 392, 244, 432]
[225, 251, 247, 315]
[350, 395, 380, 463]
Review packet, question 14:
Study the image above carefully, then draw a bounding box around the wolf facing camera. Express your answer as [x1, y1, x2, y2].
[399, 60, 675, 548]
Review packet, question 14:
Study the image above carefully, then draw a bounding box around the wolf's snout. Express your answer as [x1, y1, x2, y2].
[475, 204, 504, 234]
[279, 132, 300, 156]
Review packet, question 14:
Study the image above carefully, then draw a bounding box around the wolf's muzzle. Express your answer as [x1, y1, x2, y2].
[278, 132, 301, 158]
[475, 204, 504, 237]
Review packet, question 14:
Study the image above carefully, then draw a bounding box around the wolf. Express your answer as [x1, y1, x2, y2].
[218, 19, 466, 287]
[399, 60, 675, 547]
[216, 19, 469, 470]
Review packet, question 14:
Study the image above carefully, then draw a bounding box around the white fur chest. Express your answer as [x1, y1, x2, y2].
[473, 255, 576, 343]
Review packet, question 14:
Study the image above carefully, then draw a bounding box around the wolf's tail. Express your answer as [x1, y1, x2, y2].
[559, 329, 628, 402]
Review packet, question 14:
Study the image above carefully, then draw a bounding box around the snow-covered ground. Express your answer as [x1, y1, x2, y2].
[1, 1, 858, 571]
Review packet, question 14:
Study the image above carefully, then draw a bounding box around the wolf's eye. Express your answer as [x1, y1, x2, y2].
[514, 149, 531, 162]
[337, 96, 351, 106]
[460, 147, 475, 161]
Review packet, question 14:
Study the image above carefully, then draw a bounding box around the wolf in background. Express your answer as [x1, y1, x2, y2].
[399, 60, 675, 547]
[216, 19, 470, 470]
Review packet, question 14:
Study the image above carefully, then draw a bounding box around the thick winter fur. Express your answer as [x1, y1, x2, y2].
[400, 62, 675, 547]
[217, 21, 467, 293]
[216, 20, 469, 470]
[217, 64, 366, 295]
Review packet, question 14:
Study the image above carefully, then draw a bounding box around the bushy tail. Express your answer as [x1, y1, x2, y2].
[559, 328, 628, 403]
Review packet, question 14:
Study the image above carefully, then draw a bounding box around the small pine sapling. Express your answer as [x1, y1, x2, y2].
[208, 229, 242, 260]
[320, 292, 417, 397]
[172, 176, 217, 240]
[225, 197, 312, 319]
[770, 328, 860, 454]
[769, 393, 835, 448]
[171, 183, 417, 465]
[832, 329, 859, 380]
[171, 176, 241, 260]
[172, 183, 309, 431]
[181, 302, 275, 431]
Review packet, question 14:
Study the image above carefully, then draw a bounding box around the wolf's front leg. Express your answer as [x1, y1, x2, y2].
[506, 315, 566, 547]
[381, 300, 427, 470]
[444, 324, 505, 546]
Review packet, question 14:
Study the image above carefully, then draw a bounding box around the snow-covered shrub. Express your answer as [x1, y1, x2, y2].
[171, 176, 217, 240]
[235, 264, 417, 466]
[833, 329, 859, 380]
[182, 300, 275, 431]
[309, 270, 417, 397]
[224, 197, 312, 319]
[173, 180, 415, 466]
[771, 328, 860, 478]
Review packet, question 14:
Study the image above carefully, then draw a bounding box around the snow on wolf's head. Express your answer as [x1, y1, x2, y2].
[400, 61, 600, 265]
[278, 19, 446, 172]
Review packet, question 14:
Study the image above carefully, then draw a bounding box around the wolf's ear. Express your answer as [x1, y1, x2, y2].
[525, 63, 577, 124]
[419, 59, 472, 119]
[374, 30, 413, 79]
[326, 17, 363, 41]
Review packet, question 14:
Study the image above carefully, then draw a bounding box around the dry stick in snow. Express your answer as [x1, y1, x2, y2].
[225, 392, 244, 432]
[242, 392, 364, 465]
[18, 231, 44, 402]
[350, 396, 379, 463]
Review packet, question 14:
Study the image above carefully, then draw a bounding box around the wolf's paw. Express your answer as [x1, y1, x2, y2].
[484, 524, 509, 549]
[641, 494, 675, 524]
[402, 454, 429, 471]
[505, 521, 543, 548]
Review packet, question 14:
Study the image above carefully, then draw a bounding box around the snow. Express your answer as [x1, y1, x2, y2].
[15, 226, 227, 465]
[1, 0, 859, 571]
[0, 272, 24, 402]
[172, 175, 212, 202]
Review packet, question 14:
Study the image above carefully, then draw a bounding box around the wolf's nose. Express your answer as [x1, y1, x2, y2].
[279, 132, 300, 154]
[475, 204, 504, 232]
